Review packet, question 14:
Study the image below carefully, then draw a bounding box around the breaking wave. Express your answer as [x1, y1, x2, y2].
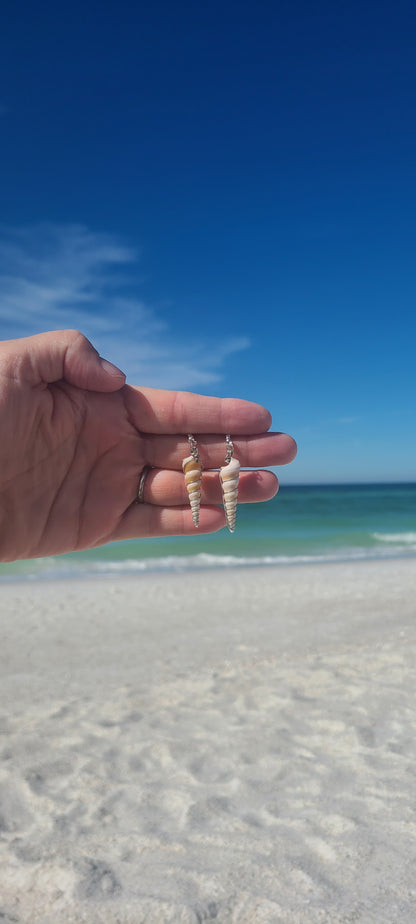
[2, 543, 416, 581]
[372, 532, 416, 545]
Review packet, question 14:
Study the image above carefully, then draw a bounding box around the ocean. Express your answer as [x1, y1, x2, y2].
[1, 482, 415, 581]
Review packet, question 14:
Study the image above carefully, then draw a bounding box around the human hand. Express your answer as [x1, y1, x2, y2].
[0, 330, 297, 561]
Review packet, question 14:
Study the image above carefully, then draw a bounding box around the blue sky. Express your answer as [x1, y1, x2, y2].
[0, 0, 415, 483]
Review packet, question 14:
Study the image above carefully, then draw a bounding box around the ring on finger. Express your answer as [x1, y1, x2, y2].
[136, 466, 152, 504]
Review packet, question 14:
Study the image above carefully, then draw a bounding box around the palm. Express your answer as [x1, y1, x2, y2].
[26, 384, 143, 558]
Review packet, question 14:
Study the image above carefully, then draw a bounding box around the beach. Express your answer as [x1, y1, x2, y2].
[0, 558, 415, 923]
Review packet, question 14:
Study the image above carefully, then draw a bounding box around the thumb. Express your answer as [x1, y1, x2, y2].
[11, 329, 126, 392]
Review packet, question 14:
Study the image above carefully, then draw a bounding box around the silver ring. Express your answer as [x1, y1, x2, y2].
[137, 466, 151, 504]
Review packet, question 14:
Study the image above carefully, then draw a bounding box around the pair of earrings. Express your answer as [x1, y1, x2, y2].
[182, 434, 240, 532]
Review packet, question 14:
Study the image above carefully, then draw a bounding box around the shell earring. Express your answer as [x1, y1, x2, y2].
[220, 435, 240, 533]
[182, 434, 203, 528]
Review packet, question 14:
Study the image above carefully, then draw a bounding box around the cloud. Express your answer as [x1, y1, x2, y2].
[0, 223, 250, 389]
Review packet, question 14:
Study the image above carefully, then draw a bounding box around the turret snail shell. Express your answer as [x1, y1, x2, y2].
[182, 455, 203, 528]
[220, 456, 240, 533]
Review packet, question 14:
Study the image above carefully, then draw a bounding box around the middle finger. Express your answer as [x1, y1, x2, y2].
[140, 468, 279, 507]
[142, 432, 296, 470]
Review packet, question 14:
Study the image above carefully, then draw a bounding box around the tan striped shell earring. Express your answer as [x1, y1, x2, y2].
[220, 435, 240, 533]
[182, 434, 203, 528]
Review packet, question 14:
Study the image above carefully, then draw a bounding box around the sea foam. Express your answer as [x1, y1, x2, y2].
[372, 532, 416, 545]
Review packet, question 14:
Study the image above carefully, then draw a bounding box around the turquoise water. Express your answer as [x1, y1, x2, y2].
[1, 483, 415, 581]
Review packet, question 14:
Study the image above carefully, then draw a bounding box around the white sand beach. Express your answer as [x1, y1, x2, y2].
[0, 558, 415, 923]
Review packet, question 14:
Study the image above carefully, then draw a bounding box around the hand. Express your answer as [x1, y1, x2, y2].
[0, 330, 297, 561]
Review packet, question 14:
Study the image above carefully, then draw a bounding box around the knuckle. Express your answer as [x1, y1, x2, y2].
[63, 330, 92, 350]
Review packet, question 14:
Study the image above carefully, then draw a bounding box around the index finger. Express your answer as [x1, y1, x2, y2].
[123, 384, 273, 435]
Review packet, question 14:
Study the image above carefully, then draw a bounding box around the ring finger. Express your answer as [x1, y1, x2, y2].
[142, 432, 297, 470]
[138, 467, 279, 507]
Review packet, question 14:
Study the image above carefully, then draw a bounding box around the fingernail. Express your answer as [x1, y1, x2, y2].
[100, 358, 126, 377]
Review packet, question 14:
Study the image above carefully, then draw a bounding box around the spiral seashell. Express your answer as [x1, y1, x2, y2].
[220, 456, 240, 533]
[182, 455, 203, 527]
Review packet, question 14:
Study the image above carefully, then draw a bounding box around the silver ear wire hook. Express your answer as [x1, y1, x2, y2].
[224, 434, 234, 464]
[188, 433, 199, 463]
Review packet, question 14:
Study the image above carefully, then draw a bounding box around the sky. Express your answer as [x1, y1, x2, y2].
[0, 0, 415, 484]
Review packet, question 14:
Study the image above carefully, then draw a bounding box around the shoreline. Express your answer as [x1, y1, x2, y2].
[1, 546, 415, 584]
[1, 558, 416, 921]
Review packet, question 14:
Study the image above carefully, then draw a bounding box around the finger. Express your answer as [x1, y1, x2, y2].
[109, 504, 226, 541]
[124, 384, 272, 435]
[139, 468, 279, 506]
[141, 432, 297, 470]
[1, 330, 126, 391]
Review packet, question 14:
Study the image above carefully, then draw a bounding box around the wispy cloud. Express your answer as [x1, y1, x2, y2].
[0, 223, 249, 389]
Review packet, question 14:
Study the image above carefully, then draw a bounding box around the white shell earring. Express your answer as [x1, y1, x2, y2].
[182, 434, 203, 528]
[220, 435, 240, 533]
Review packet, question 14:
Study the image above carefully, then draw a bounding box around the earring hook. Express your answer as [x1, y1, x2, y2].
[187, 433, 199, 462]
[224, 434, 234, 464]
